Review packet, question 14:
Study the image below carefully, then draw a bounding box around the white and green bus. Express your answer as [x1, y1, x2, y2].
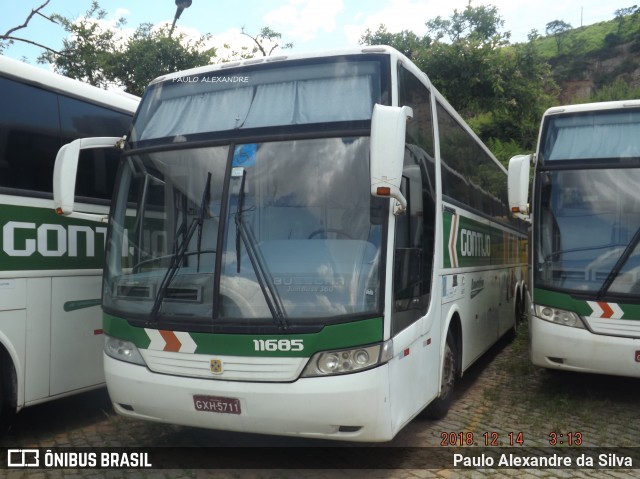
[509, 100, 640, 378]
[55, 46, 527, 441]
[0, 55, 138, 421]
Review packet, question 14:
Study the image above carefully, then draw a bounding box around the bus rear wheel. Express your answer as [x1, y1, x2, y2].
[423, 329, 457, 419]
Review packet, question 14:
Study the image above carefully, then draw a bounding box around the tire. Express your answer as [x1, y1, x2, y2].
[0, 361, 15, 435]
[423, 329, 458, 420]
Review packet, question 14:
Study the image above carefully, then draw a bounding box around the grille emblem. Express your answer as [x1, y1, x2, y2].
[210, 359, 223, 374]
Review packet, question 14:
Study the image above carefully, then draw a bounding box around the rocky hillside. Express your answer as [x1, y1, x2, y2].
[557, 41, 640, 102]
[532, 13, 640, 103]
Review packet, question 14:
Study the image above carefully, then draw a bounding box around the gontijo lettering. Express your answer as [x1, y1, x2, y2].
[2, 221, 107, 257]
[459, 228, 491, 257]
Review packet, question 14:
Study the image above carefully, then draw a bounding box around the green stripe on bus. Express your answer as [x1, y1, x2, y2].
[533, 288, 640, 319]
[103, 314, 384, 356]
[63, 299, 101, 312]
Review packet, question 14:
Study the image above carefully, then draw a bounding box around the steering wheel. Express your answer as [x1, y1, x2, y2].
[307, 228, 353, 239]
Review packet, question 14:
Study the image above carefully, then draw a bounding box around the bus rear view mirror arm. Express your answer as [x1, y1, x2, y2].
[53, 136, 124, 223]
[370, 104, 413, 215]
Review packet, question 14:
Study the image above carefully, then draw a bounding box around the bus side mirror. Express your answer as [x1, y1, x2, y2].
[370, 104, 413, 215]
[53, 136, 123, 223]
[508, 154, 531, 218]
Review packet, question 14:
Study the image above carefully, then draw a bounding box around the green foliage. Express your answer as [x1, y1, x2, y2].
[38, 1, 123, 89]
[580, 78, 640, 102]
[38, 1, 213, 95]
[359, 25, 429, 58]
[361, 2, 558, 153]
[484, 138, 528, 167]
[108, 24, 214, 96]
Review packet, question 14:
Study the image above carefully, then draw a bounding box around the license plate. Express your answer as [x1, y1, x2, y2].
[193, 395, 241, 415]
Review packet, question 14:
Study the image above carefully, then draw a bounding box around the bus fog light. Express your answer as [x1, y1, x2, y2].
[104, 335, 147, 366]
[302, 341, 391, 377]
[534, 305, 585, 329]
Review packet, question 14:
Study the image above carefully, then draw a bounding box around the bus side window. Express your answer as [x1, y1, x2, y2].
[394, 173, 424, 310]
[393, 156, 432, 336]
[392, 65, 436, 335]
[0, 77, 60, 194]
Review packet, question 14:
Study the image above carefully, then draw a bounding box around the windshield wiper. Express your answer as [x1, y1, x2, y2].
[544, 243, 625, 262]
[149, 173, 212, 321]
[597, 224, 640, 299]
[234, 169, 288, 330]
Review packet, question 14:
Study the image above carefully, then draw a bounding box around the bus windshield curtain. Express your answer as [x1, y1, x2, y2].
[139, 76, 374, 140]
[548, 119, 640, 161]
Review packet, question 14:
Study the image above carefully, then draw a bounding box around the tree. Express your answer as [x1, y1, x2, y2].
[38, 1, 214, 95]
[545, 20, 572, 54]
[241, 27, 293, 57]
[108, 24, 214, 96]
[360, 25, 429, 59]
[38, 1, 124, 89]
[614, 6, 639, 33]
[425, 1, 510, 47]
[0, 1, 60, 55]
[420, 2, 511, 116]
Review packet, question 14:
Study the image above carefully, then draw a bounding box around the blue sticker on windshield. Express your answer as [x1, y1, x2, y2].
[232, 144, 257, 167]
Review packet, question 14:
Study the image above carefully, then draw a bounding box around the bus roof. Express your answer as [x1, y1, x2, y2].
[544, 99, 640, 116]
[148, 46, 406, 86]
[0, 55, 139, 114]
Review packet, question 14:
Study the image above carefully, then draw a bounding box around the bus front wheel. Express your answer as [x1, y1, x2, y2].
[423, 329, 457, 420]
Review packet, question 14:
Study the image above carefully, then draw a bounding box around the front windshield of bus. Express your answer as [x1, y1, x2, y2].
[535, 168, 640, 297]
[104, 138, 384, 329]
[105, 56, 388, 330]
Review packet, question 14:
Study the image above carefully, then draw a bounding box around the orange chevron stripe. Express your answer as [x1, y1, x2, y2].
[598, 302, 614, 319]
[159, 329, 181, 352]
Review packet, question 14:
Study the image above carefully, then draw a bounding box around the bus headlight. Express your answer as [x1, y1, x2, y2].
[301, 340, 393, 377]
[535, 305, 585, 329]
[104, 335, 147, 366]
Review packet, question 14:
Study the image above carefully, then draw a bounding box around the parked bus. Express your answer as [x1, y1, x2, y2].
[509, 100, 640, 378]
[0, 55, 139, 421]
[55, 46, 527, 441]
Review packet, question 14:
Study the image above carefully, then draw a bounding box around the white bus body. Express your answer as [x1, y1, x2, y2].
[508, 100, 640, 377]
[55, 46, 526, 441]
[0, 55, 139, 420]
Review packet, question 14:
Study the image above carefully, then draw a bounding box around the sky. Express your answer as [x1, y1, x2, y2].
[2, 0, 637, 66]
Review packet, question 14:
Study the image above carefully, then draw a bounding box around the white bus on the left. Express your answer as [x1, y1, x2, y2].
[0, 55, 138, 424]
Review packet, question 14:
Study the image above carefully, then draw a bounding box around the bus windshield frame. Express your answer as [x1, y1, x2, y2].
[534, 109, 640, 300]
